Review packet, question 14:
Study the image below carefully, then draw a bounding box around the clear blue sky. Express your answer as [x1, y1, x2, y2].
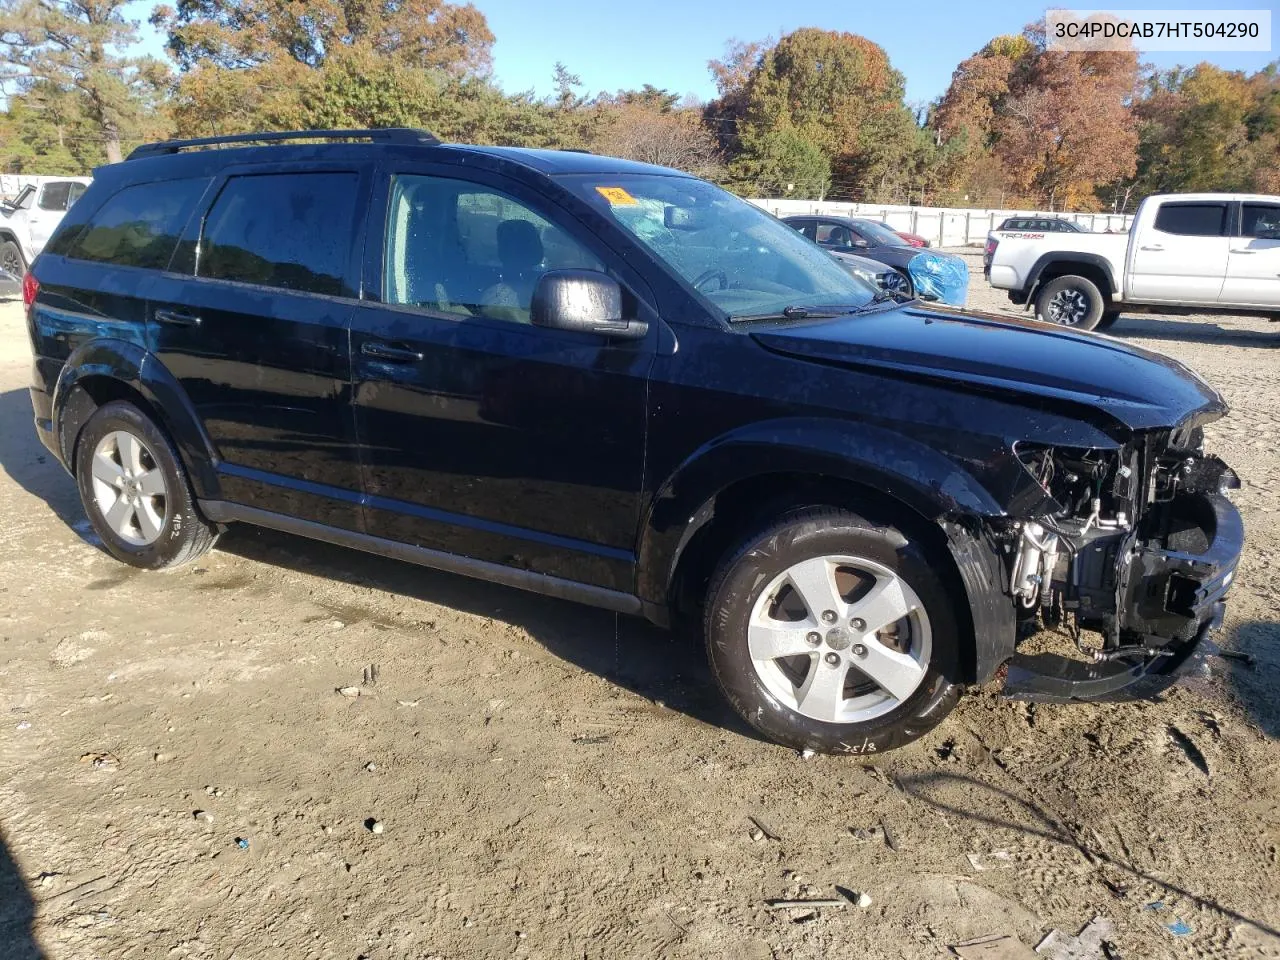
[124, 0, 1277, 105]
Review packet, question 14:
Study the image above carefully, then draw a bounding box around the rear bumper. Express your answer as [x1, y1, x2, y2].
[29, 384, 61, 463]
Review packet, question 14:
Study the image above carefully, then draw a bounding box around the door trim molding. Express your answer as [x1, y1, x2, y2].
[198, 499, 644, 616]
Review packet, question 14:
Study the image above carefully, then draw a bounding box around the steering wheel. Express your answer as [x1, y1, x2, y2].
[693, 268, 728, 293]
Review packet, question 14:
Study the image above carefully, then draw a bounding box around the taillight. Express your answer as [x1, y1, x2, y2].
[22, 271, 39, 309]
[986, 238, 997, 256]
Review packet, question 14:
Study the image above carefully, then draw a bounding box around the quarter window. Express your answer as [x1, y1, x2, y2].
[1153, 203, 1227, 237]
[199, 172, 358, 296]
[65, 178, 208, 269]
[383, 175, 603, 325]
[1240, 204, 1280, 240]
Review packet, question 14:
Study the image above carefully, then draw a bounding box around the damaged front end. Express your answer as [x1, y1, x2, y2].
[995, 422, 1243, 701]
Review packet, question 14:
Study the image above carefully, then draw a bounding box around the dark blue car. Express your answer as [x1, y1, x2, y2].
[23, 129, 1242, 754]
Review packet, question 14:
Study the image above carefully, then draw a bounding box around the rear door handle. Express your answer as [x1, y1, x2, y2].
[155, 309, 201, 327]
[1229, 248, 1257, 254]
[1139, 244, 1164, 251]
[361, 341, 423, 363]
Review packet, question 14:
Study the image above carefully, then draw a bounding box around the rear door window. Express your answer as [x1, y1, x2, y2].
[1153, 203, 1227, 237]
[64, 178, 208, 269]
[198, 172, 359, 297]
[1240, 203, 1280, 239]
[38, 181, 73, 211]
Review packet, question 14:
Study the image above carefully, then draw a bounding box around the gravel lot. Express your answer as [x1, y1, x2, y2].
[1, 252, 1277, 959]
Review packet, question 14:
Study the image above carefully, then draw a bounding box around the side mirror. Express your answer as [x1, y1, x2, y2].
[531, 270, 648, 339]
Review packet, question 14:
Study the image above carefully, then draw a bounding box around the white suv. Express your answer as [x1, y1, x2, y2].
[1, 178, 92, 279]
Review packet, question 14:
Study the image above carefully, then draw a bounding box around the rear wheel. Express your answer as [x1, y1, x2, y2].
[74, 400, 218, 569]
[0, 240, 24, 279]
[1035, 274, 1104, 331]
[704, 507, 961, 754]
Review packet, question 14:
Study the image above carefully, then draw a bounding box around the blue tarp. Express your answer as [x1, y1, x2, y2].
[908, 251, 969, 307]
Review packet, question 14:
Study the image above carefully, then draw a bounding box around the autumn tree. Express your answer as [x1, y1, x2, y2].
[594, 101, 720, 177]
[719, 29, 917, 200]
[154, 0, 495, 135]
[933, 25, 1139, 208]
[725, 127, 830, 198]
[1128, 63, 1279, 195]
[0, 0, 170, 163]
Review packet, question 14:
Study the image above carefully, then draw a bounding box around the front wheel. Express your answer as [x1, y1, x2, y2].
[704, 507, 961, 755]
[1035, 274, 1104, 330]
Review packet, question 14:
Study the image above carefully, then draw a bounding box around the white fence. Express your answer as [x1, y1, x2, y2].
[749, 198, 1133, 247]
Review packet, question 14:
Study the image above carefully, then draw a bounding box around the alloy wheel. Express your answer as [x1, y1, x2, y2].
[89, 430, 169, 546]
[0, 246, 22, 278]
[1047, 287, 1089, 325]
[747, 555, 932, 724]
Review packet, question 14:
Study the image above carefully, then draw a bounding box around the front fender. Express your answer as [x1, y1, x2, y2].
[636, 416, 1008, 609]
[52, 338, 220, 498]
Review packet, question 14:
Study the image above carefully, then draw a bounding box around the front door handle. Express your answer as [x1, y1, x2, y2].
[1139, 244, 1164, 251]
[361, 341, 423, 363]
[1229, 248, 1257, 254]
[155, 309, 202, 327]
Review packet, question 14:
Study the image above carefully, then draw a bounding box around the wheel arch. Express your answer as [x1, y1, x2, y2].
[52, 338, 220, 498]
[1026, 253, 1117, 306]
[636, 420, 1016, 684]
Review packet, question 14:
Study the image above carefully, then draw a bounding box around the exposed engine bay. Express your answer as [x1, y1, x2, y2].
[998, 422, 1242, 695]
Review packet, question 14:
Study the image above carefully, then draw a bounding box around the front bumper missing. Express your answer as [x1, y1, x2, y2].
[1002, 491, 1242, 703]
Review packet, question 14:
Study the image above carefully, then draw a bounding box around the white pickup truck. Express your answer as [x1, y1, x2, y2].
[0, 177, 91, 279]
[988, 192, 1280, 331]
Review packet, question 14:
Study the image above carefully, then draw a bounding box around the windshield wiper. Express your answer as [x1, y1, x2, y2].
[730, 304, 862, 323]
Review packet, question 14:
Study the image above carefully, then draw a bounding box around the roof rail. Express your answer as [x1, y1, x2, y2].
[126, 128, 440, 161]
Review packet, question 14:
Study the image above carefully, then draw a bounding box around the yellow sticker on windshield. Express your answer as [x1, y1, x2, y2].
[595, 186, 637, 205]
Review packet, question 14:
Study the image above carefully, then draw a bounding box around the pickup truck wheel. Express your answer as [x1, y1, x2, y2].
[1035, 275, 1104, 331]
[74, 400, 218, 569]
[704, 507, 961, 755]
[0, 240, 24, 279]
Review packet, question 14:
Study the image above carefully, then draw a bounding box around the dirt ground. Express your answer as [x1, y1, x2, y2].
[0, 251, 1277, 960]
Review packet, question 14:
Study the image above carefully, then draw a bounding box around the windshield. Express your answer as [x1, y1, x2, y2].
[567, 175, 877, 319]
[851, 218, 909, 247]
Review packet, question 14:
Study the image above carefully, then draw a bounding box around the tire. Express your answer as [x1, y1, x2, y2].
[704, 507, 962, 755]
[0, 239, 24, 279]
[1095, 311, 1121, 332]
[74, 400, 218, 569]
[1034, 274, 1104, 331]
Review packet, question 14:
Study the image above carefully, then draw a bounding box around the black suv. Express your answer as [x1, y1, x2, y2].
[25, 129, 1243, 754]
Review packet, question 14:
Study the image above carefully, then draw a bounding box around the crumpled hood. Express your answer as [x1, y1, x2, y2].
[750, 304, 1226, 434]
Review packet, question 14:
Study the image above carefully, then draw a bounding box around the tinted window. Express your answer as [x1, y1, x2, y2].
[38, 181, 73, 211]
[66, 178, 208, 269]
[200, 173, 358, 296]
[384, 174, 602, 324]
[815, 223, 857, 248]
[851, 219, 908, 246]
[1240, 204, 1280, 240]
[1154, 203, 1226, 237]
[68, 182, 87, 207]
